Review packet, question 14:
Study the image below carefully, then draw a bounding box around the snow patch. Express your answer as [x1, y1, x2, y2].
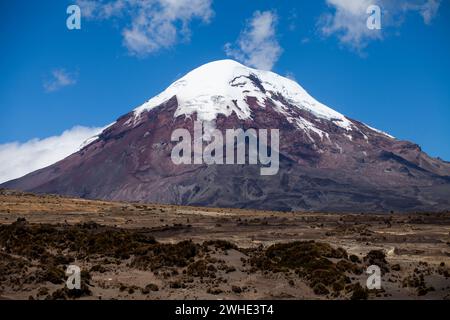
[364, 123, 395, 139]
[134, 59, 354, 129]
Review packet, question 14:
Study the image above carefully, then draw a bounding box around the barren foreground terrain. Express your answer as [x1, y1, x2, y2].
[0, 189, 449, 300]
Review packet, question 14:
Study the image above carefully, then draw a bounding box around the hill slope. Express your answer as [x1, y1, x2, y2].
[3, 60, 450, 212]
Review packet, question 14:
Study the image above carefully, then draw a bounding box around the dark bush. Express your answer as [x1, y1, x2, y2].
[350, 283, 368, 300]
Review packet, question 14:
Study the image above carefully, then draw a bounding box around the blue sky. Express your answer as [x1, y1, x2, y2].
[0, 0, 449, 182]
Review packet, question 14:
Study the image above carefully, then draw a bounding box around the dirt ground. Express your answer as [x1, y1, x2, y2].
[0, 189, 449, 300]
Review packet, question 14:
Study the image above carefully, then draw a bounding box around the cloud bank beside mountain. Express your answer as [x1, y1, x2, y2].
[0, 126, 103, 184]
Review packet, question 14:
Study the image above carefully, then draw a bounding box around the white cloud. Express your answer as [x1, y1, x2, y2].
[225, 10, 282, 70]
[301, 37, 310, 44]
[77, 0, 214, 56]
[0, 126, 104, 184]
[285, 71, 297, 81]
[43, 69, 77, 92]
[319, 0, 442, 51]
[404, 0, 441, 24]
[319, 0, 381, 50]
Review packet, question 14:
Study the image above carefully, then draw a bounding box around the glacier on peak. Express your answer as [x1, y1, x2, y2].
[133, 60, 353, 128]
[129, 59, 394, 139]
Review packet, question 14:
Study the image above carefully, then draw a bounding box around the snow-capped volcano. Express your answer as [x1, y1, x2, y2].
[2, 60, 449, 213]
[128, 59, 393, 145]
[134, 59, 353, 128]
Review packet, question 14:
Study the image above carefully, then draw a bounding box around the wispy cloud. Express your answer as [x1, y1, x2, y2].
[319, 0, 382, 51]
[285, 71, 297, 81]
[43, 69, 77, 93]
[319, 0, 442, 51]
[404, 0, 441, 24]
[77, 0, 214, 56]
[0, 126, 104, 184]
[225, 10, 282, 70]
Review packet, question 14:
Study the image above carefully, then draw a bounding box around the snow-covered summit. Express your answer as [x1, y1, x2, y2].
[133, 59, 354, 129]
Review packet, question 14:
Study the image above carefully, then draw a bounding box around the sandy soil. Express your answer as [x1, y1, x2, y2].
[0, 189, 449, 300]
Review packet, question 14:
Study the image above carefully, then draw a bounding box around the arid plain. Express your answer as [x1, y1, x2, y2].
[0, 189, 449, 300]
